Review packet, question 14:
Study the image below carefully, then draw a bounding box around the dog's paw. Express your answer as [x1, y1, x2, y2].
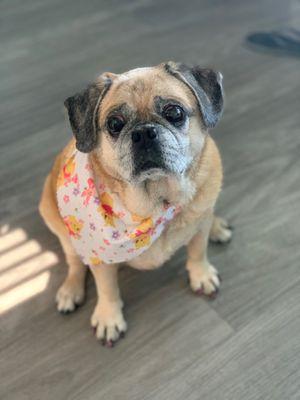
[91, 300, 127, 347]
[187, 261, 220, 299]
[210, 216, 232, 244]
[56, 277, 85, 313]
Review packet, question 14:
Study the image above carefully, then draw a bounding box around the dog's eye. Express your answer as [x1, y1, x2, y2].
[162, 105, 185, 126]
[107, 115, 126, 135]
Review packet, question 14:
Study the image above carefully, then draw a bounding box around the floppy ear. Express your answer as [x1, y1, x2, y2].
[164, 62, 224, 128]
[64, 78, 112, 153]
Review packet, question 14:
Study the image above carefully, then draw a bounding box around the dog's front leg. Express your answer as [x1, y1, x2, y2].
[186, 214, 221, 298]
[90, 264, 127, 346]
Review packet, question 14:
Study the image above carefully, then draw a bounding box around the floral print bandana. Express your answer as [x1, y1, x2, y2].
[56, 150, 178, 266]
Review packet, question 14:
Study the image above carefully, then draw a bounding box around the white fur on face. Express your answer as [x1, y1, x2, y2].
[121, 124, 192, 184]
[187, 116, 204, 149]
[98, 115, 206, 185]
[98, 135, 133, 182]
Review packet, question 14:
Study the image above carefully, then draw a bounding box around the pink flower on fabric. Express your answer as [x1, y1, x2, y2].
[127, 248, 134, 253]
[103, 239, 111, 246]
[99, 246, 106, 252]
[81, 178, 96, 206]
[98, 183, 106, 191]
[63, 195, 70, 203]
[72, 174, 79, 184]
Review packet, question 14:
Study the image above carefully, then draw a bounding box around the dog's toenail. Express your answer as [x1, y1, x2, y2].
[195, 286, 204, 296]
[209, 278, 217, 290]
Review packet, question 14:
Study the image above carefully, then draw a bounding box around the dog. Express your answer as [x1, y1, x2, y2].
[39, 62, 232, 346]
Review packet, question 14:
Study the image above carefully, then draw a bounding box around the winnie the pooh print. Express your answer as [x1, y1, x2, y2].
[131, 217, 154, 249]
[63, 215, 84, 239]
[98, 192, 117, 227]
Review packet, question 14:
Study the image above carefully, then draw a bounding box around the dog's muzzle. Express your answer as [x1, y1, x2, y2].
[132, 124, 166, 174]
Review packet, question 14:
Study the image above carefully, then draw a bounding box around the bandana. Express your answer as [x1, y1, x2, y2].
[56, 150, 178, 266]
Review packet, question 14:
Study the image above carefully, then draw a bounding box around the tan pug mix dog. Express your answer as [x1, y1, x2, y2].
[39, 62, 232, 346]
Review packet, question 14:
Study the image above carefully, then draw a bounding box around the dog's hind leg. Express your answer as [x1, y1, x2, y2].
[186, 212, 221, 298]
[209, 215, 232, 244]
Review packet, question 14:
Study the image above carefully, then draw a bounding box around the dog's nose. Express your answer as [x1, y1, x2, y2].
[132, 125, 158, 149]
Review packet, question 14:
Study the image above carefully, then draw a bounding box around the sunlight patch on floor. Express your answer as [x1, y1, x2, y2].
[0, 226, 58, 314]
[0, 272, 51, 314]
[0, 227, 27, 253]
[0, 240, 42, 272]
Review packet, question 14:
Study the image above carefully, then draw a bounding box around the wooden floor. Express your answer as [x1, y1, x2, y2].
[1, 0, 300, 399]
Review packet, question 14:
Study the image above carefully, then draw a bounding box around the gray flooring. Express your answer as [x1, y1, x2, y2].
[1, 0, 300, 399]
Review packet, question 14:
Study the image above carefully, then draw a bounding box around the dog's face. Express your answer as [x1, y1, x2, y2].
[64, 62, 224, 184]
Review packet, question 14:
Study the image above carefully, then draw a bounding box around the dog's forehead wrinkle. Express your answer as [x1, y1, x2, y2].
[106, 102, 129, 116]
[114, 78, 146, 94]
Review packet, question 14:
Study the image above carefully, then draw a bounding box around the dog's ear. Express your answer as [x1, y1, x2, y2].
[164, 62, 224, 128]
[64, 78, 112, 153]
